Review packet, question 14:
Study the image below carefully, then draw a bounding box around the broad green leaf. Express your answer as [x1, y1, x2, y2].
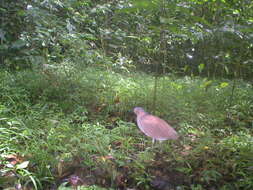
[220, 82, 229, 88]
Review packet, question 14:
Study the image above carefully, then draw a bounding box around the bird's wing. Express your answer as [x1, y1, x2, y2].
[138, 114, 178, 140]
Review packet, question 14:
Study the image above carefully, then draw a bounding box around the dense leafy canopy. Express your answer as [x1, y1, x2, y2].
[1, 0, 252, 78]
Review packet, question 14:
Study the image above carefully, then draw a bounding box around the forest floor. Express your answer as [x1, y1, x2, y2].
[1, 67, 253, 190]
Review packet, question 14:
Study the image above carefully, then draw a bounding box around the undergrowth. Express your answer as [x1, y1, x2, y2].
[0, 65, 252, 190]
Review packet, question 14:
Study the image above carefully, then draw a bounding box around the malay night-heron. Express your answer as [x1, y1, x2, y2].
[134, 107, 178, 143]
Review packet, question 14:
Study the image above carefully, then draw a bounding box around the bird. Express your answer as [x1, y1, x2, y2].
[133, 107, 178, 144]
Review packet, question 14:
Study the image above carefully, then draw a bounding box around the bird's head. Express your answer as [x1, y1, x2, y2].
[133, 107, 146, 116]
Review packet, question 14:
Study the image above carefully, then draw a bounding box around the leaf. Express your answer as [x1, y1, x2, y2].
[132, 0, 157, 9]
[57, 160, 64, 177]
[11, 39, 26, 49]
[6, 163, 15, 168]
[16, 161, 29, 169]
[0, 29, 6, 41]
[29, 175, 38, 190]
[198, 64, 205, 73]
[0, 8, 6, 12]
[160, 17, 175, 24]
[0, 44, 8, 51]
[7, 120, 21, 126]
[126, 35, 139, 39]
[224, 65, 229, 74]
[220, 82, 229, 88]
[17, 10, 26, 16]
[191, 15, 212, 27]
[117, 0, 158, 13]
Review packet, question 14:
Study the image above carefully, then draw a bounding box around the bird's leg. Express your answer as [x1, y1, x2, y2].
[152, 138, 155, 145]
[157, 140, 163, 152]
[152, 139, 161, 150]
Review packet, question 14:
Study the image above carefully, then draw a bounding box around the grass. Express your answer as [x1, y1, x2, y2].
[0, 65, 253, 189]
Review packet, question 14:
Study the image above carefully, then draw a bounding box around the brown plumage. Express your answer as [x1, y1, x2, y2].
[134, 107, 178, 143]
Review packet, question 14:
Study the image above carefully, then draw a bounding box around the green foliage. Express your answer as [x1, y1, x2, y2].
[0, 106, 45, 189]
[2, 0, 252, 78]
[0, 0, 29, 69]
[1, 0, 253, 189]
[1, 66, 253, 189]
[58, 184, 111, 190]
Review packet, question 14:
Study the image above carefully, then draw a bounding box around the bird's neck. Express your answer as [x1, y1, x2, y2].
[138, 112, 148, 117]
